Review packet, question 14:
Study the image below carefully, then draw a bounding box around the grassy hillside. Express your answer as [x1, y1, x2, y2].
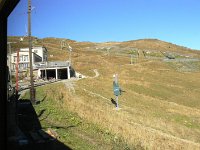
[11, 36, 200, 149]
[8, 36, 200, 59]
[22, 83, 138, 150]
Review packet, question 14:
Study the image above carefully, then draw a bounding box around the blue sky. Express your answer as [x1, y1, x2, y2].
[8, 0, 200, 50]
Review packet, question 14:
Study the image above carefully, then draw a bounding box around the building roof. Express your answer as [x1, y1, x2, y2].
[20, 46, 47, 51]
[11, 51, 42, 58]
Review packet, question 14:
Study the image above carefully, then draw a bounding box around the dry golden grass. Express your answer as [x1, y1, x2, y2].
[45, 76, 200, 149]
[121, 39, 200, 57]
[52, 51, 200, 149]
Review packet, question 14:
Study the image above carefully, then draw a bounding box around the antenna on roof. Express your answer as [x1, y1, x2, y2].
[31, 6, 35, 11]
[20, 4, 35, 42]
[20, 24, 28, 42]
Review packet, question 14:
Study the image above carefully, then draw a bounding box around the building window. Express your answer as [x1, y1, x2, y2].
[25, 63, 28, 68]
[13, 64, 15, 70]
[23, 63, 28, 69]
[19, 64, 22, 69]
[23, 55, 28, 61]
[34, 50, 38, 53]
[14, 56, 17, 62]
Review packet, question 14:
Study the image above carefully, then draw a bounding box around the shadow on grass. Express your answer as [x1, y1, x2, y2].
[40, 95, 47, 103]
[7, 98, 72, 150]
[111, 98, 117, 107]
[37, 109, 46, 118]
[42, 125, 76, 130]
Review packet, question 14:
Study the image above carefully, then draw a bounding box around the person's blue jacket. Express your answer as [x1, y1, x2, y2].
[113, 81, 121, 96]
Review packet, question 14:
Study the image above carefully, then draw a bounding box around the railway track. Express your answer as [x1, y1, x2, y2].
[17, 79, 62, 93]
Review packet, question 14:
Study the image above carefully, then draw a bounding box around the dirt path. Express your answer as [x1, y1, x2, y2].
[61, 78, 79, 94]
[138, 50, 145, 59]
[90, 69, 99, 78]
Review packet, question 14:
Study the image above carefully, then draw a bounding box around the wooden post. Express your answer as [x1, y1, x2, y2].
[28, 0, 35, 104]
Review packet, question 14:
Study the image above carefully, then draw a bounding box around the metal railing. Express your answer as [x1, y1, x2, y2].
[34, 61, 70, 69]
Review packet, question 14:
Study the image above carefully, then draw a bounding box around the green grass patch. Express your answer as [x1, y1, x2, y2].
[21, 83, 138, 150]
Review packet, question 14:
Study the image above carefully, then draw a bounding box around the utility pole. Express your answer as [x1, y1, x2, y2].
[28, 0, 35, 104]
[67, 43, 72, 65]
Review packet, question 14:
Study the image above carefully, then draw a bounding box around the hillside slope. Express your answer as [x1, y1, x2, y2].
[8, 36, 200, 58]
[11, 36, 200, 149]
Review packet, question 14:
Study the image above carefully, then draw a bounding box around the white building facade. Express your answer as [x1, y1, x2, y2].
[20, 47, 48, 62]
[11, 47, 47, 71]
[11, 51, 42, 71]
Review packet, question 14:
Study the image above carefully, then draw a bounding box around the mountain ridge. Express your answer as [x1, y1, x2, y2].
[7, 36, 200, 58]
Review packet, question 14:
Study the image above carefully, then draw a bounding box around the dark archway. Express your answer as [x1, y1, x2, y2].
[58, 68, 68, 79]
[46, 69, 56, 79]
